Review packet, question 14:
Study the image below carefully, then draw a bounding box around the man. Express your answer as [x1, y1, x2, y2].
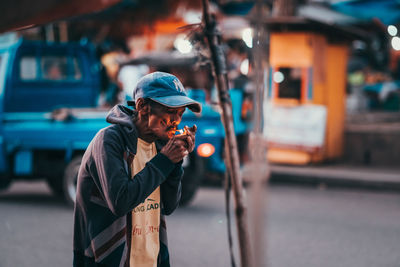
[73, 72, 202, 267]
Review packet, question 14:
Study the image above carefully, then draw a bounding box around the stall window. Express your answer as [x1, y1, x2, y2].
[274, 67, 302, 99]
[20, 56, 38, 80]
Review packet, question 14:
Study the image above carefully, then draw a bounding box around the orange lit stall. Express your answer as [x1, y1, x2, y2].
[263, 19, 355, 165]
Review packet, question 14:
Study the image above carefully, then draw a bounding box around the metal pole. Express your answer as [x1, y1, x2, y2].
[59, 21, 68, 42]
[249, 1, 270, 266]
[201, 1, 253, 266]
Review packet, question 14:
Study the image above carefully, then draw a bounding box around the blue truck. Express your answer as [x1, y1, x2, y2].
[0, 38, 248, 205]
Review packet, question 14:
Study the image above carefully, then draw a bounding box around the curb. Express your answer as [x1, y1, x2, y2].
[269, 165, 400, 192]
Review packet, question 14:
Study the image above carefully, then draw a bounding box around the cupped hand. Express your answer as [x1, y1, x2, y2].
[175, 125, 197, 153]
[160, 136, 189, 163]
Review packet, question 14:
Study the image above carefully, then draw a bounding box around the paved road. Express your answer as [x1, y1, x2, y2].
[0, 181, 399, 267]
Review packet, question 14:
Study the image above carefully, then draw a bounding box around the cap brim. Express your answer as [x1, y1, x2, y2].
[150, 95, 202, 113]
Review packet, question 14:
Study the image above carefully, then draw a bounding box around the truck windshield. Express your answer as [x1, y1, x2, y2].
[19, 55, 82, 81]
[41, 56, 68, 80]
[20, 56, 37, 80]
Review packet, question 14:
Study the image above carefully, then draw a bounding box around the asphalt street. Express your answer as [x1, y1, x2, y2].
[0, 181, 399, 267]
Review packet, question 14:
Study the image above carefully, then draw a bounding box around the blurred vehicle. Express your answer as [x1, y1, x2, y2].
[0, 38, 108, 205]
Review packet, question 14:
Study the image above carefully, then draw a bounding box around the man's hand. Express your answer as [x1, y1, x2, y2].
[176, 125, 197, 153]
[160, 125, 197, 163]
[160, 137, 189, 163]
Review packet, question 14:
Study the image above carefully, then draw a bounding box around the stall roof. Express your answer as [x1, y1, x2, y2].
[298, 4, 360, 25]
[263, 15, 370, 43]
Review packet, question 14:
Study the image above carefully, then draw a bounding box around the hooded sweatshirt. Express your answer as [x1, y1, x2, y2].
[73, 104, 183, 267]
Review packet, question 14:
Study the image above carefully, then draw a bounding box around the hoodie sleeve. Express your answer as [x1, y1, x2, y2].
[90, 128, 176, 217]
[161, 163, 183, 215]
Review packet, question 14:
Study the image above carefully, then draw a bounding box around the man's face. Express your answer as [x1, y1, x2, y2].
[147, 103, 185, 140]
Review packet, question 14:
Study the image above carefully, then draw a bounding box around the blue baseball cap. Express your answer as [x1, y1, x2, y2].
[127, 72, 202, 113]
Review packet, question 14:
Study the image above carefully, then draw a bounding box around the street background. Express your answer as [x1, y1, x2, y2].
[1, 181, 399, 267]
[1, 0, 400, 266]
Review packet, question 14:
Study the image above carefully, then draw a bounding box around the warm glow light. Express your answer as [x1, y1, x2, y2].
[242, 28, 253, 48]
[240, 59, 249, 75]
[273, 71, 284, 83]
[392, 36, 400, 50]
[174, 34, 192, 54]
[388, 25, 398, 36]
[197, 143, 215, 157]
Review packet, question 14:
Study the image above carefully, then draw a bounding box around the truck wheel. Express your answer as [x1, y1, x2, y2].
[46, 176, 64, 195]
[0, 175, 11, 191]
[180, 153, 204, 206]
[46, 161, 67, 196]
[63, 156, 82, 206]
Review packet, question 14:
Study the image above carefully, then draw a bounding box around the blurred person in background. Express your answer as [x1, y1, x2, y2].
[73, 72, 201, 267]
[99, 51, 125, 108]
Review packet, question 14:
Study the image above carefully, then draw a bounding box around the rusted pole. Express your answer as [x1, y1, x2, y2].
[272, 0, 298, 16]
[201, 1, 253, 266]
